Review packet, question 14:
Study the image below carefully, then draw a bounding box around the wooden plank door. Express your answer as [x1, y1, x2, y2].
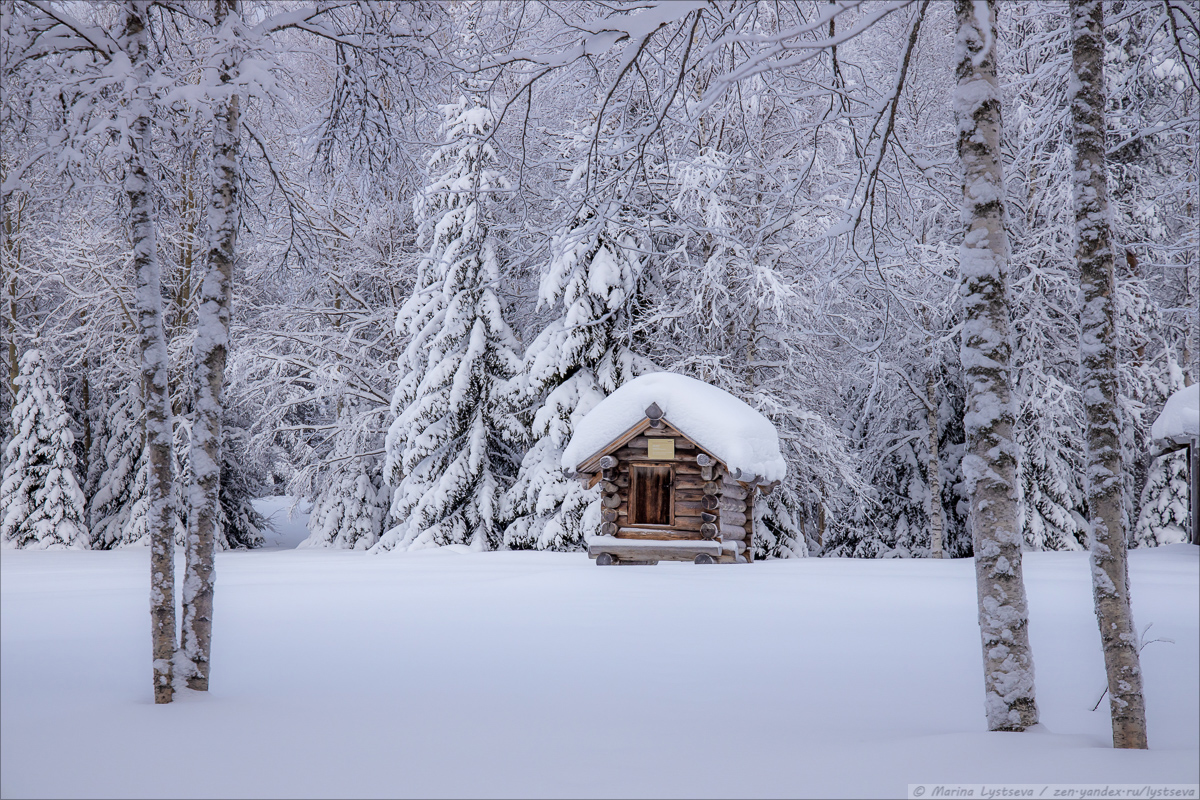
[630, 464, 673, 526]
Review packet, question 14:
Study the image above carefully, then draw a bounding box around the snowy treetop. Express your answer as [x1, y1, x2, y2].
[561, 372, 787, 482]
[1150, 383, 1199, 444]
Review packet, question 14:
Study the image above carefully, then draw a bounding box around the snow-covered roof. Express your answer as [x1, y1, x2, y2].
[561, 372, 787, 482]
[1150, 383, 1199, 444]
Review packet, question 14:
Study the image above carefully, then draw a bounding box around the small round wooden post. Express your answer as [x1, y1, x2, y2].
[700, 522, 718, 539]
[694, 553, 715, 565]
[599, 455, 618, 469]
[597, 553, 616, 566]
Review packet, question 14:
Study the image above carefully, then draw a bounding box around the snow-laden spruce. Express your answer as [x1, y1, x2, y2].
[562, 372, 787, 482]
[87, 383, 193, 550]
[374, 87, 523, 552]
[1138, 450, 1191, 547]
[1, 349, 87, 549]
[302, 454, 387, 550]
[503, 204, 653, 551]
[88, 386, 149, 548]
[1138, 366, 1194, 547]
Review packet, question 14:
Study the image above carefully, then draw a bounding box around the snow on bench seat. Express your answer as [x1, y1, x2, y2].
[587, 535, 721, 559]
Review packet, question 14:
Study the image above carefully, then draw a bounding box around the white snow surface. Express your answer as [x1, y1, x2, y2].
[252, 495, 315, 549]
[2, 510, 1197, 798]
[561, 372, 787, 481]
[1151, 383, 1199, 443]
[588, 534, 720, 551]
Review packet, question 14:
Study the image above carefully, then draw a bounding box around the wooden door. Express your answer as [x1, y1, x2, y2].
[630, 464, 673, 526]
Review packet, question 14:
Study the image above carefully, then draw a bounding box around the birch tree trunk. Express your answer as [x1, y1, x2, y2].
[123, 0, 176, 705]
[1069, 0, 1148, 750]
[953, 0, 1038, 732]
[180, 0, 241, 692]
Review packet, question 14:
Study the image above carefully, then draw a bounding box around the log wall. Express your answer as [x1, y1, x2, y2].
[593, 422, 757, 562]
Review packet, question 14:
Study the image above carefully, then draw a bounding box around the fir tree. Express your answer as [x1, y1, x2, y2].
[216, 421, 266, 549]
[503, 204, 651, 550]
[88, 385, 145, 549]
[302, 450, 387, 550]
[88, 382, 191, 549]
[375, 87, 522, 552]
[1136, 358, 1191, 547]
[1, 349, 88, 549]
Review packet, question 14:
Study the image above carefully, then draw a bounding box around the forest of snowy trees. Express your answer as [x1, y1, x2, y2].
[1, 0, 1196, 565]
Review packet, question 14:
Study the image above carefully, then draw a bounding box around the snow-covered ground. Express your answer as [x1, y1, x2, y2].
[2, 504, 1196, 798]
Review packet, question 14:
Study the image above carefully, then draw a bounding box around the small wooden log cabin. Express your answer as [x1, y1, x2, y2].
[562, 373, 786, 565]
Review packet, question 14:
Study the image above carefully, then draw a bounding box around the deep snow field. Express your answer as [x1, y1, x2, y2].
[2, 498, 1197, 799]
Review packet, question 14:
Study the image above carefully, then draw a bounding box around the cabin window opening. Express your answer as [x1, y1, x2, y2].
[630, 464, 673, 526]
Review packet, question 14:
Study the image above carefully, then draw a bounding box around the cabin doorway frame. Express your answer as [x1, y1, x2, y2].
[628, 462, 675, 528]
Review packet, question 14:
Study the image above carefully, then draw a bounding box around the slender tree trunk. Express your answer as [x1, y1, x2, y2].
[953, 0, 1038, 732]
[926, 369, 944, 559]
[1069, 0, 1148, 750]
[123, 1, 176, 705]
[180, 0, 241, 691]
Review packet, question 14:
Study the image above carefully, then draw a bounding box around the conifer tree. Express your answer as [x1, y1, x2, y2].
[216, 420, 266, 549]
[1135, 352, 1191, 548]
[374, 85, 522, 552]
[88, 382, 194, 550]
[503, 204, 651, 550]
[88, 385, 145, 548]
[302, 448, 387, 550]
[0, 349, 88, 549]
[1137, 452, 1191, 547]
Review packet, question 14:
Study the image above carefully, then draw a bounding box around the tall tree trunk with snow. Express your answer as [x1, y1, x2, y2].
[926, 369, 944, 559]
[122, 1, 176, 705]
[180, 0, 241, 691]
[954, 0, 1038, 731]
[1069, 0, 1148, 750]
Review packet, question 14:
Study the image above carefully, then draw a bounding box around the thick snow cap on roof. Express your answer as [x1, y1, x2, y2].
[561, 372, 787, 482]
[1151, 383, 1199, 443]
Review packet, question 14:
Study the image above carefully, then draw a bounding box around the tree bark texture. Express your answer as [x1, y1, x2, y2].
[181, 0, 241, 692]
[954, 0, 1038, 732]
[123, 0, 176, 705]
[1069, 0, 1148, 750]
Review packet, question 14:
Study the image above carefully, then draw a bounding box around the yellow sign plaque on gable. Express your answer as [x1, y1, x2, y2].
[647, 438, 675, 460]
